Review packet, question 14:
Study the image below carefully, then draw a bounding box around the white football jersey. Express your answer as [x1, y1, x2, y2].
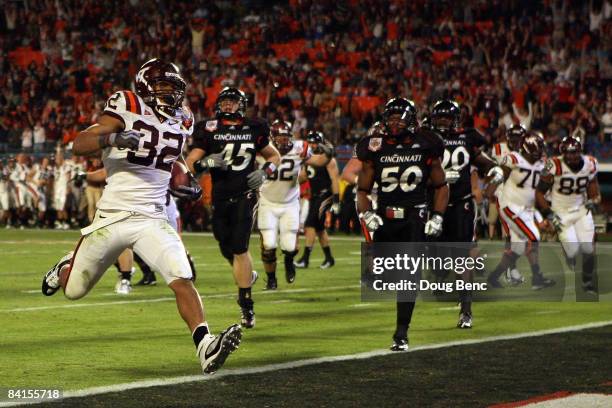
[96, 90, 194, 218]
[260, 140, 312, 205]
[500, 152, 544, 209]
[545, 155, 597, 213]
[491, 142, 511, 165]
[54, 161, 74, 189]
[10, 163, 28, 184]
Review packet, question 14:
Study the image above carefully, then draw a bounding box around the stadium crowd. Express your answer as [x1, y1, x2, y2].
[0, 0, 610, 231]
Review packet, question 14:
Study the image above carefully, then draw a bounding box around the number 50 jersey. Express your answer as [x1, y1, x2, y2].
[97, 90, 194, 219]
[356, 130, 444, 209]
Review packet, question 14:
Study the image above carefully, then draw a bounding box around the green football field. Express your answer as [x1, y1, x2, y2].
[1, 230, 611, 405]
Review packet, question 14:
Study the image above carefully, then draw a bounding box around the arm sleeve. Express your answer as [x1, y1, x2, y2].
[191, 121, 210, 152]
[355, 137, 374, 163]
[255, 122, 271, 151]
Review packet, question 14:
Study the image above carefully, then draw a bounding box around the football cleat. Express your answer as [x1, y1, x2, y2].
[238, 299, 255, 329]
[136, 272, 157, 286]
[531, 276, 556, 290]
[42, 252, 73, 296]
[486, 275, 504, 289]
[320, 258, 335, 269]
[390, 336, 409, 352]
[504, 268, 525, 286]
[115, 279, 132, 295]
[250, 270, 258, 287]
[457, 312, 473, 329]
[294, 257, 309, 269]
[265, 276, 278, 290]
[285, 258, 296, 283]
[197, 324, 242, 374]
[582, 282, 598, 295]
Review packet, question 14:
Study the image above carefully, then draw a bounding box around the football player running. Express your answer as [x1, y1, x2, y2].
[41, 59, 241, 374]
[487, 131, 556, 290]
[430, 100, 504, 329]
[258, 120, 332, 289]
[186, 87, 281, 329]
[356, 97, 449, 351]
[536, 136, 601, 293]
[489, 125, 526, 284]
[294, 131, 340, 269]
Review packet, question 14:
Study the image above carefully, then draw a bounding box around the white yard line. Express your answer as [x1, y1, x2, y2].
[0, 320, 610, 407]
[2, 285, 361, 313]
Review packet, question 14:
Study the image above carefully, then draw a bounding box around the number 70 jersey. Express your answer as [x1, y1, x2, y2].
[500, 152, 544, 209]
[97, 90, 193, 218]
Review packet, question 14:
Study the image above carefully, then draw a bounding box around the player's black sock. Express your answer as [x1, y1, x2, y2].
[303, 246, 312, 261]
[120, 271, 132, 281]
[530, 263, 542, 278]
[459, 292, 472, 314]
[395, 301, 415, 338]
[192, 324, 209, 347]
[238, 287, 253, 308]
[266, 272, 276, 281]
[134, 253, 152, 275]
[490, 252, 519, 280]
[322, 246, 333, 260]
[582, 253, 595, 284]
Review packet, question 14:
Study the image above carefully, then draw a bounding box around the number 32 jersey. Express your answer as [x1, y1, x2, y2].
[356, 130, 443, 209]
[260, 140, 311, 205]
[98, 90, 194, 218]
[192, 118, 270, 200]
[544, 155, 598, 213]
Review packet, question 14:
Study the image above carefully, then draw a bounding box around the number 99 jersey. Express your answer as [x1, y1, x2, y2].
[356, 129, 444, 209]
[545, 155, 598, 213]
[97, 90, 194, 218]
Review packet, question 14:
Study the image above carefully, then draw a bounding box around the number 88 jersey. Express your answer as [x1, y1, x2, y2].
[97, 90, 194, 218]
[545, 155, 598, 213]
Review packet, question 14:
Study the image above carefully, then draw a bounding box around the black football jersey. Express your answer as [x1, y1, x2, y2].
[192, 118, 270, 200]
[440, 128, 485, 204]
[306, 164, 332, 196]
[357, 130, 444, 209]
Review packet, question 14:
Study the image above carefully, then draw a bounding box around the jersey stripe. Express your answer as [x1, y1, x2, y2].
[495, 144, 501, 156]
[503, 207, 537, 242]
[122, 91, 133, 113]
[123, 91, 141, 114]
[509, 153, 518, 164]
[301, 142, 309, 158]
[552, 157, 562, 175]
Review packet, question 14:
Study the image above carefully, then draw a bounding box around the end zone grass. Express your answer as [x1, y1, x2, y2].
[1, 230, 610, 400]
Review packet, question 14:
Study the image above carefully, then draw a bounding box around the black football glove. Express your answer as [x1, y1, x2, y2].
[169, 173, 202, 201]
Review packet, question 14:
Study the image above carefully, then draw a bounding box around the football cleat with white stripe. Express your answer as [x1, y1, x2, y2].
[42, 252, 73, 296]
[197, 324, 242, 374]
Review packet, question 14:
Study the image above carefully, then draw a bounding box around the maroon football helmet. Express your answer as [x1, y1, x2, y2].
[135, 58, 186, 119]
[506, 125, 527, 151]
[270, 120, 293, 155]
[520, 131, 545, 162]
[559, 135, 583, 169]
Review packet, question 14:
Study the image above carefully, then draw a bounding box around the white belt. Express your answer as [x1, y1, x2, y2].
[80, 210, 134, 236]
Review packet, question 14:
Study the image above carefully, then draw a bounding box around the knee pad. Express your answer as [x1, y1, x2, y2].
[580, 242, 594, 255]
[511, 241, 526, 256]
[262, 248, 277, 264]
[282, 249, 298, 258]
[562, 242, 580, 259]
[280, 231, 298, 253]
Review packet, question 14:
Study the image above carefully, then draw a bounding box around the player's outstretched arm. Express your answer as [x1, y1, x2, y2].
[185, 147, 206, 174]
[586, 177, 601, 212]
[356, 160, 375, 215]
[341, 158, 362, 185]
[305, 152, 331, 167]
[73, 114, 143, 156]
[260, 144, 281, 166]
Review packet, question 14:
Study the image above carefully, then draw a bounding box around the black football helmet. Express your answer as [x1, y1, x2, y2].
[382, 97, 417, 138]
[506, 125, 526, 151]
[520, 131, 545, 162]
[271, 120, 293, 155]
[214, 87, 247, 120]
[431, 99, 461, 133]
[306, 130, 325, 145]
[559, 135, 583, 170]
[135, 58, 186, 119]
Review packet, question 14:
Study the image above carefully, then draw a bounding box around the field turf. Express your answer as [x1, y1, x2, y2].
[1, 230, 610, 406]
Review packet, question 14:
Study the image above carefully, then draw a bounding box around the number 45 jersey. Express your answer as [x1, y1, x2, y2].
[260, 140, 312, 205]
[192, 117, 270, 201]
[98, 90, 194, 219]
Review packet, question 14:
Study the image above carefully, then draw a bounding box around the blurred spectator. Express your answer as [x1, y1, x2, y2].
[33, 120, 46, 153]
